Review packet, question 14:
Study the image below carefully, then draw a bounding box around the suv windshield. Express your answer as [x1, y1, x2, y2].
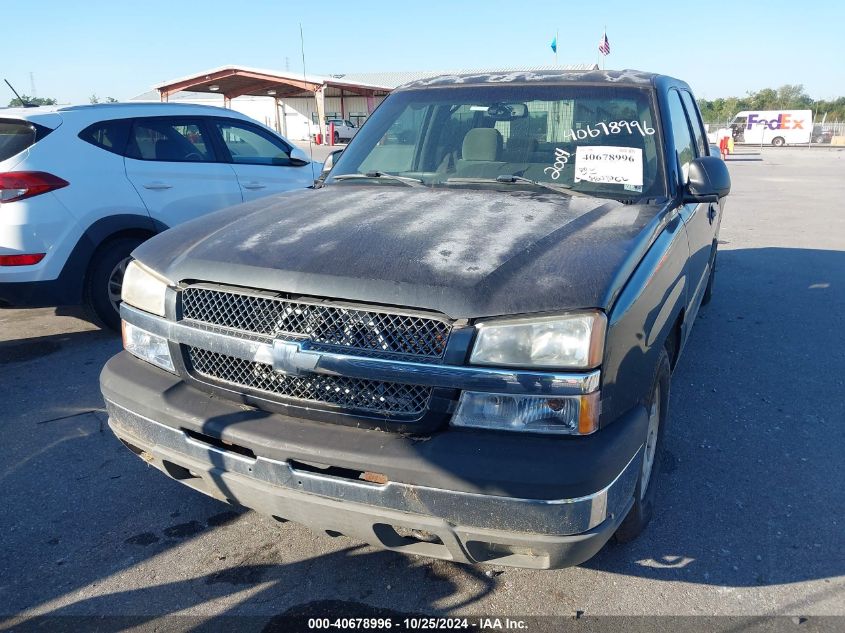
[329, 84, 666, 199]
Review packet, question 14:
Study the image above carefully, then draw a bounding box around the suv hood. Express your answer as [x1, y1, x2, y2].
[134, 185, 668, 319]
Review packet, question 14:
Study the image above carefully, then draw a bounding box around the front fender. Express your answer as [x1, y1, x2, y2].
[600, 209, 689, 426]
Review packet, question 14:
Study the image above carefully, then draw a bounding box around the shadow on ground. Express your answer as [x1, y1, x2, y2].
[0, 247, 842, 626]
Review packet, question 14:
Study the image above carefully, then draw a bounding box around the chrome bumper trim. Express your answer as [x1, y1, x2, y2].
[106, 399, 640, 536]
[121, 304, 600, 396]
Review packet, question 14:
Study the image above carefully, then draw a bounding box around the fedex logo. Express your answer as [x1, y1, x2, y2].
[747, 113, 805, 130]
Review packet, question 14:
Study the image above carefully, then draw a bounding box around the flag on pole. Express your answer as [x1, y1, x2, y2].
[598, 32, 610, 56]
[550, 36, 557, 53]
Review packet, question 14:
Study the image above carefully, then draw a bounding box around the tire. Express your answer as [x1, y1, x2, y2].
[83, 237, 144, 331]
[333, 131, 340, 144]
[615, 347, 671, 543]
[772, 136, 785, 147]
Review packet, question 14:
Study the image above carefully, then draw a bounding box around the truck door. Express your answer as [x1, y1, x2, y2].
[667, 89, 718, 315]
[124, 117, 243, 228]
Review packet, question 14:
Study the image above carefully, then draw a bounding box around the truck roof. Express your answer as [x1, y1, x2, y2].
[395, 68, 671, 91]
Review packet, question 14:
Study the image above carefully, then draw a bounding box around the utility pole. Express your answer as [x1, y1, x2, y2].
[29, 72, 37, 97]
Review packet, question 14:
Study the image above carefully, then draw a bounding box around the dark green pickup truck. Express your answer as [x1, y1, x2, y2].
[101, 69, 730, 569]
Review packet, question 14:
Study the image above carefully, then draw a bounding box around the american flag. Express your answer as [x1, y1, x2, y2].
[599, 32, 610, 56]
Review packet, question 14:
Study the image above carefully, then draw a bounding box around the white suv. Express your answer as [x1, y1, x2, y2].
[0, 102, 319, 329]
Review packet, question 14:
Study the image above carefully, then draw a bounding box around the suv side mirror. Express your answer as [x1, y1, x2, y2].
[684, 156, 731, 202]
[289, 146, 311, 166]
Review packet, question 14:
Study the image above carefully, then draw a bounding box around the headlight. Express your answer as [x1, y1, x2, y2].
[121, 260, 171, 317]
[470, 311, 607, 369]
[451, 391, 600, 435]
[122, 321, 174, 372]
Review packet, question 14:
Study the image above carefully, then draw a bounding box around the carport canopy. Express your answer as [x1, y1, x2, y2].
[155, 66, 393, 137]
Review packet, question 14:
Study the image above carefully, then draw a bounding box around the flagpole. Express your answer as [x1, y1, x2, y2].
[555, 29, 559, 65]
[602, 25, 606, 70]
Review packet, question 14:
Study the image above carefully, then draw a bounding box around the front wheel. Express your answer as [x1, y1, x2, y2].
[615, 347, 671, 543]
[333, 131, 340, 144]
[83, 237, 145, 331]
[772, 136, 785, 147]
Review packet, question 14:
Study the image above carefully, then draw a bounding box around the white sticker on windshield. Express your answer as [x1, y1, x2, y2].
[574, 146, 643, 186]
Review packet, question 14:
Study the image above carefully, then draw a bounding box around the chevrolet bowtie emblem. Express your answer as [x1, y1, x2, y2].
[272, 339, 320, 376]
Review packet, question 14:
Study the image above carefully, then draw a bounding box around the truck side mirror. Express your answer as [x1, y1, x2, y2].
[316, 149, 344, 185]
[684, 156, 731, 203]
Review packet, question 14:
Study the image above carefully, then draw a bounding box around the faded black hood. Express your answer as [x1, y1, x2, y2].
[133, 185, 668, 319]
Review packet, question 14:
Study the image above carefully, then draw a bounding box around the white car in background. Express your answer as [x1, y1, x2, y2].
[312, 118, 359, 144]
[0, 102, 319, 329]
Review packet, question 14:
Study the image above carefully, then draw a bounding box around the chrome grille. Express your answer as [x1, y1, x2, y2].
[187, 347, 432, 416]
[181, 286, 451, 361]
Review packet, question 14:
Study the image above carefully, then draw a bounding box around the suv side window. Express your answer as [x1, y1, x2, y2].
[214, 120, 293, 166]
[78, 119, 132, 156]
[667, 90, 696, 181]
[127, 118, 214, 162]
[679, 91, 708, 156]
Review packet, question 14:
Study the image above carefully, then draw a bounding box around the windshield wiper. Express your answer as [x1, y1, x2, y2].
[333, 172, 425, 187]
[495, 174, 575, 195]
[444, 175, 575, 196]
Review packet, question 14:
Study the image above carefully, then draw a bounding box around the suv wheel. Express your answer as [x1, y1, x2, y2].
[772, 136, 785, 147]
[615, 347, 671, 543]
[333, 131, 340, 144]
[83, 237, 144, 331]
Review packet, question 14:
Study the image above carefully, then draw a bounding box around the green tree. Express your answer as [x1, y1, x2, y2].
[90, 94, 119, 104]
[698, 86, 845, 124]
[8, 95, 57, 107]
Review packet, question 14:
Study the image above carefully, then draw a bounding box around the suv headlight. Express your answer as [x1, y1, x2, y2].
[121, 260, 170, 317]
[469, 311, 607, 369]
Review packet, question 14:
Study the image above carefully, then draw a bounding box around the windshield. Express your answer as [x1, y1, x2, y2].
[329, 85, 666, 199]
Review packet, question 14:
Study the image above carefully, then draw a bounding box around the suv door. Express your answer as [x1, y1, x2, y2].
[668, 89, 718, 314]
[123, 117, 242, 227]
[211, 118, 314, 201]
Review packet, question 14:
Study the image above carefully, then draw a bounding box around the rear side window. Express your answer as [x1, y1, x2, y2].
[126, 118, 214, 162]
[78, 119, 132, 155]
[0, 119, 51, 162]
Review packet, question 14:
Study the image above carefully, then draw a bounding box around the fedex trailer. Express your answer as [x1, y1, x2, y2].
[729, 110, 812, 146]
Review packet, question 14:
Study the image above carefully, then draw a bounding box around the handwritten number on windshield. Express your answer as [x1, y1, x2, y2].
[543, 148, 572, 180]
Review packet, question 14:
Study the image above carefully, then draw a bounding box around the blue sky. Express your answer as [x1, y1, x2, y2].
[4, 0, 841, 104]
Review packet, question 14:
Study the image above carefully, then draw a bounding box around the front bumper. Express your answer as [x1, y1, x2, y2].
[101, 353, 646, 569]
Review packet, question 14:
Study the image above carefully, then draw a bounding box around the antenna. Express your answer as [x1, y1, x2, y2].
[285, 57, 290, 72]
[300, 23, 317, 183]
[4, 79, 32, 107]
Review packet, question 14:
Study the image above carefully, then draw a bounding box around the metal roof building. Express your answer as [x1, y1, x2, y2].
[133, 64, 599, 142]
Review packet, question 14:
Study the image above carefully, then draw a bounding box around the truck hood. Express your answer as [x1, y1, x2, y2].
[134, 185, 669, 319]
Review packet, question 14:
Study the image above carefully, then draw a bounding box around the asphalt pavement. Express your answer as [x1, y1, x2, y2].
[0, 147, 843, 628]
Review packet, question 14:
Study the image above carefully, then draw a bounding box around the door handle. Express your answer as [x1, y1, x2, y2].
[143, 182, 173, 190]
[707, 204, 718, 224]
[242, 182, 267, 190]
